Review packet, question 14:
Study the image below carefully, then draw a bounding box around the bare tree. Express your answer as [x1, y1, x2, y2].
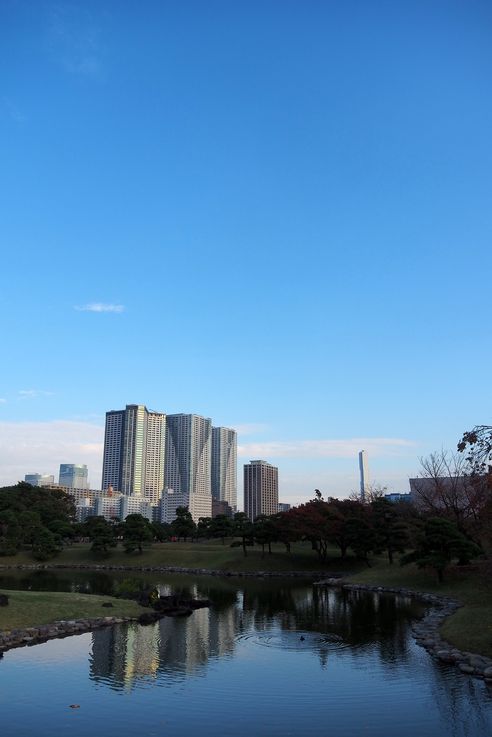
[348, 483, 388, 505]
[458, 425, 492, 472]
[410, 450, 488, 536]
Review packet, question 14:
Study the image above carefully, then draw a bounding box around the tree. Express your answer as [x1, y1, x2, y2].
[151, 521, 172, 542]
[18, 511, 44, 549]
[171, 507, 196, 542]
[458, 425, 492, 472]
[32, 528, 62, 561]
[233, 513, 254, 557]
[196, 517, 214, 540]
[410, 451, 488, 539]
[253, 515, 277, 557]
[0, 483, 75, 557]
[210, 514, 233, 544]
[122, 514, 153, 554]
[371, 498, 409, 564]
[85, 516, 117, 558]
[401, 517, 482, 583]
[272, 511, 301, 553]
[345, 517, 376, 566]
[0, 510, 21, 556]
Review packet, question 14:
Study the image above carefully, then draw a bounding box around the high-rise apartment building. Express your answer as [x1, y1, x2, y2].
[165, 414, 212, 522]
[244, 459, 278, 521]
[211, 426, 237, 512]
[101, 405, 165, 504]
[59, 463, 88, 489]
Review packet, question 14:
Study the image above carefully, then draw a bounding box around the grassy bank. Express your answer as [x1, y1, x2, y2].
[349, 561, 492, 657]
[0, 590, 146, 630]
[0, 541, 365, 573]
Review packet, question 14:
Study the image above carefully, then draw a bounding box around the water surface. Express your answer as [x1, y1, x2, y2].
[0, 572, 491, 737]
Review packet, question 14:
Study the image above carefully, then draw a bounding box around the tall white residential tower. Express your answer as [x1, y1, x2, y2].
[165, 414, 212, 522]
[211, 426, 237, 512]
[101, 404, 165, 504]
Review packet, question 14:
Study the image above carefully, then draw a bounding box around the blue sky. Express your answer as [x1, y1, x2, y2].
[1, 0, 491, 503]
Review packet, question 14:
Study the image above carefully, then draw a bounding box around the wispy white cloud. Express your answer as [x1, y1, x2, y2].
[2, 97, 27, 123]
[47, 5, 104, 78]
[0, 398, 6, 404]
[238, 437, 415, 460]
[75, 303, 125, 313]
[0, 420, 104, 487]
[18, 389, 54, 399]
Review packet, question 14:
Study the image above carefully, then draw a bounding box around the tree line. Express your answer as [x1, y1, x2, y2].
[0, 422, 490, 579]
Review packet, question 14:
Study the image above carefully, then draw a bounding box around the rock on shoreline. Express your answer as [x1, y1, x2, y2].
[314, 578, 492, 684]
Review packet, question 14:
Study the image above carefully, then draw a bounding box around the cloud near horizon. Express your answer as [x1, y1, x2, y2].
[75, 303, 125, 313]
[237, 437, 415, 459]
[0, 420, 416, 502]
[0, 420, 104, 487]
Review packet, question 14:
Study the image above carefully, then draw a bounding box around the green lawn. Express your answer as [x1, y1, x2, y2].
[0, 540, 364, 573]
[349, 560, 492, 657]
[0, 589, 146, 631]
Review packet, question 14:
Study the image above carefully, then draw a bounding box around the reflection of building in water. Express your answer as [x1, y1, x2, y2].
[208, 604, 236, 658]
[158, 606, 210, 673]
[90, 622, 160, 688]
[90, 594, 239, 690]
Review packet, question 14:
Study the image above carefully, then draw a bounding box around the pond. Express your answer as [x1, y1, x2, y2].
[0, 571, 491, 737]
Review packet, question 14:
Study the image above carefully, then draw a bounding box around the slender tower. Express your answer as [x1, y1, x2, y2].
[358, 450, 369, 502]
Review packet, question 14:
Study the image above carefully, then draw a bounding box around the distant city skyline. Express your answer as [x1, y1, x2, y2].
[2, 2, 491, 504]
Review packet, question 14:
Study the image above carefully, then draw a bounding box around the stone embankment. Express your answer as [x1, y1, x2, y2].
[315, 578, 492, 684]
[0, 615, 135, 657]
[0, 594, 212, 656]
[0, 563, 334, 578]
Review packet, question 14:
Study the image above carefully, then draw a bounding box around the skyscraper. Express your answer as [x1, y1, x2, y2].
[211, 426, 237, 512]
[59, 463, 88, 489]
[165, 414, 212, 521]
[101, 405, 165, 503]
[243, 459, 278, 521]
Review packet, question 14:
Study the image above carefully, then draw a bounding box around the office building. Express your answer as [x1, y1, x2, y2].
[59, 463, 88, 489]
[384, 493, 411, 504]
[94, 492, 123, 521]
[278, 502, 291, 513]
[244, 460, 278, 521]
[211, 426, 237, 512]
[165, 414, 212, 522]
[101, 404, 165, 503]
[25, 473, 54, 487]
[159, 488, 189, 524]
[212, 499, 233, 518]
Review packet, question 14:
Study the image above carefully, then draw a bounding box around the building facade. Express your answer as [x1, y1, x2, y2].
[59, 463, 88, 489]
[25, 473, 55, 487]
[165, 414, 212, 522]
[211, 426, 237, 512]
[244, 459, 279, 521]
[101, 405, 165, 503]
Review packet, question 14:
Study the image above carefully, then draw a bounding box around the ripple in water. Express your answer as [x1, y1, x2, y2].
[236, 630, 351, 652]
